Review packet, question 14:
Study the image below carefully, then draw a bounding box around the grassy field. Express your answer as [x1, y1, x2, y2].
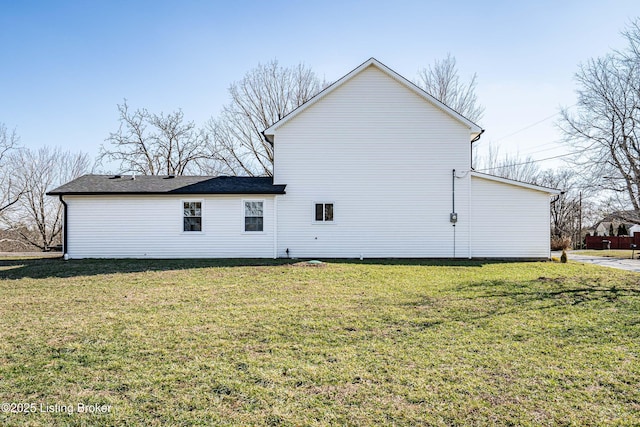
[0, 257, 639, 426]
[573, 249, 639, 259]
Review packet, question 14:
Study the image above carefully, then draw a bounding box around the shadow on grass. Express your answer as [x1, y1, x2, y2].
[440, 277, 640, 322]
[326, 258, 499, 267]
[0, 257, 503, 280]
[0, 257, 295, 280]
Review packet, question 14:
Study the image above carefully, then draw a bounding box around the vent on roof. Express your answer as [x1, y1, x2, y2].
[165, 175, 176, 179]
[109, 175, 122, 179]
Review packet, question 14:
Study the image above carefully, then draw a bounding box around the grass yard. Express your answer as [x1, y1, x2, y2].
[0, 257, 639, 426]
[574, 249, 639, 259]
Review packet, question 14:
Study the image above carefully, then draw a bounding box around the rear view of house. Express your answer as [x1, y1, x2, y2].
[49, 58, 559, 259]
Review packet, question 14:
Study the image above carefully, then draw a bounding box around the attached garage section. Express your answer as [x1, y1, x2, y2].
[470, 173, 558, 259]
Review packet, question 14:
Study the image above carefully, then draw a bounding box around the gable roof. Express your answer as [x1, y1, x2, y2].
[470, 171, 561, 194]
[263, 57, 483, 143]
[47, 175, 286, 196]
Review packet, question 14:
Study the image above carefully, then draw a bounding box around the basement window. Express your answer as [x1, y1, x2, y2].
[315, 202, 334, 222]
[183, 201, 202, 232]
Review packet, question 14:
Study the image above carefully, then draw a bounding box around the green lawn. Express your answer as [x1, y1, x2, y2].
[1, 258, 639, 426]
[573, 249, 639, 259]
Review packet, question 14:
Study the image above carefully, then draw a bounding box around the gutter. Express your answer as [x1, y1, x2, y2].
[262, 130, 274, 146]
[469, 129, 485, 170]
[58, 195, 68, 259]
[550, 192, 565, 204]
[470, 129, 485, 144]
[273, 195, 278, 259]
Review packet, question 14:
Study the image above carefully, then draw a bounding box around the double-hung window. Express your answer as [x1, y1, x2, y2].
[315, 202, 334, 222]
[183, 201, 202, 232]
[244, 201, 264, 232]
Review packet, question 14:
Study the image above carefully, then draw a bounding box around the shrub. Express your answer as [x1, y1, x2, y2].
[550, 236, 572, 251]
[618, 224, 628, 236]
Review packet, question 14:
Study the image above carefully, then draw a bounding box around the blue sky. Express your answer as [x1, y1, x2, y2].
[1, 0, 638, 171]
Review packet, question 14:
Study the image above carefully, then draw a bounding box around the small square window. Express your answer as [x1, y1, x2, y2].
[183, 201, 202, 232]
[315, 203, 334, 222]
[244, 201, 263, 232]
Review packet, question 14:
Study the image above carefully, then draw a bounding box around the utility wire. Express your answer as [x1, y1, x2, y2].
[515, 142, 567, 156]
[492, 103, 578, 143]
[474, 148, 587, 171]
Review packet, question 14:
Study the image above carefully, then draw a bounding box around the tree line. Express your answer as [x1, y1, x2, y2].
[2, 18, 639, 250]
[0, 127, 89, 250]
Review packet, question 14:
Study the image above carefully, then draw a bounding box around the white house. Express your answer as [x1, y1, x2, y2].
[49, 58, 559, 259]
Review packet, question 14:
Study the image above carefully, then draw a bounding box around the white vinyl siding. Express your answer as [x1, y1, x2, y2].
[273, 65, 472, 258]
[470, 175, 551, 258]
[64, 195, 276, 258]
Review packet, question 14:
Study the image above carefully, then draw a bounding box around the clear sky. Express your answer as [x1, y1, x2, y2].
[1, 0, 638, 172]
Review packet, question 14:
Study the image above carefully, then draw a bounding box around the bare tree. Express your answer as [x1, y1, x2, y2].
[0, 123, 25, 214]
[559, 19, 640, 222]
[416, 54, 485, 123]
[205, 60, 324, 176]
[539, 169, 596, 245]
[3, 147, 90, 250]
[473, 144, 542, 184]
[99, 100, 211, 175]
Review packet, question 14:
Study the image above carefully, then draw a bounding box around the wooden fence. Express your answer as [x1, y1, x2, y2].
[585, 235, 640, 249]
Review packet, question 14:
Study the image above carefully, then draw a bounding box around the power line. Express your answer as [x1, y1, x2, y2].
[519, 139, 563, 150]
[515, 142, 567, 157]
[474, 148, 586, 171]
[492, 103, 578, 143]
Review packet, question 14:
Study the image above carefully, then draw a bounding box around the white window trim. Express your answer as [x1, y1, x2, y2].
[181, 199, 204, 234]
[242, 199, 266, 234]
[312, 201, 336, 224]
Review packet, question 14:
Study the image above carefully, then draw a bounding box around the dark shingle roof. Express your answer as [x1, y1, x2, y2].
[47, 175, 286, 195]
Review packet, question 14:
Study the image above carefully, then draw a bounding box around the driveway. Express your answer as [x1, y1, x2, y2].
[0, 252, 62, 258]
[557, 252, 640, 273]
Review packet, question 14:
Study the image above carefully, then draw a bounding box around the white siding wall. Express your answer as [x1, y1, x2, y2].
[470, 176, 551, 258]
[273, 65, 473, 258]
[65, 195, 276, 258]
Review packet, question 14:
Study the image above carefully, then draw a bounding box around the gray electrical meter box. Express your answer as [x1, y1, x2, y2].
[450, 213, 458, 223]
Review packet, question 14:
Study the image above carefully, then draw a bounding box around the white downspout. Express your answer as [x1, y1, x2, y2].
[468, 174, 472, 259]
[548, 195, 552, 259]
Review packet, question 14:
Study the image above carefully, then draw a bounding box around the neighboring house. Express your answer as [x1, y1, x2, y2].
[595, 221, 637, 236]
[595, 222, 614, 236]
[592, 212, 639, 236]
[629, 224, 640, 236]
[48, 58, 560, 259]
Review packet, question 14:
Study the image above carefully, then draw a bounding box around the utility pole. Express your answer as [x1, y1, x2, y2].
[578, 192, 582, 249]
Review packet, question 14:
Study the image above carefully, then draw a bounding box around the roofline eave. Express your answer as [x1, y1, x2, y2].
[470, 171, 561, 194]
